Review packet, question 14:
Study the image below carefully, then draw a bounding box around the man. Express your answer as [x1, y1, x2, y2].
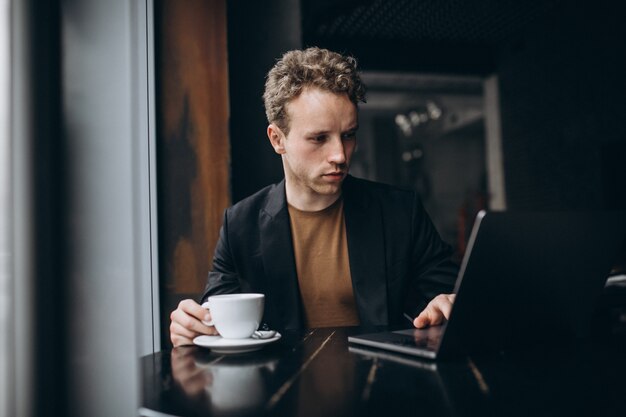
[170, 47, 458, 347]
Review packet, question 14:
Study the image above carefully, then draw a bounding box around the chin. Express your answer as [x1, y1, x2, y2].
[312, 183, 342, 196]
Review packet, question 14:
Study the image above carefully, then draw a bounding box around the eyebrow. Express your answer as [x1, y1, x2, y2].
[305, 124, 359, 137]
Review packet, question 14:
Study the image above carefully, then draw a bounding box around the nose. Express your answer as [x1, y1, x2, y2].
[327, 137, 346, 165]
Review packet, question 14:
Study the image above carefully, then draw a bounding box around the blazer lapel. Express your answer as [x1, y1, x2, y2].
[259, 180, 303, 330]
[343, 176, 389, 325]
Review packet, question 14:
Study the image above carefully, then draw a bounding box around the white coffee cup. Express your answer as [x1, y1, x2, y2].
[203, 293, 264, 339]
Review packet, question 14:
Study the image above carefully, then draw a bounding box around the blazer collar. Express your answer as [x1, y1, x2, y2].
[259, 179, 303, 330]
[343, 176, 389, 326]
[262, 179, 287, 219]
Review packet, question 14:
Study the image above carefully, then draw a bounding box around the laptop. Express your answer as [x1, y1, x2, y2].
[348, 210, 626, 359]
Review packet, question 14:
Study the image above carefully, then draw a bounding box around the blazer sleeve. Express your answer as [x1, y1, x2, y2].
[408, 191, 458, 314]
[200, 209, 241, 302]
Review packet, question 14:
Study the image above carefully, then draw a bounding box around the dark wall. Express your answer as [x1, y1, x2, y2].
[497, 1, 625, 210]
[227, 0, 302, 202]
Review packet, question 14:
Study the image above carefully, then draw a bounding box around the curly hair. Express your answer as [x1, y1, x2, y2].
[263, 47, 367, 134]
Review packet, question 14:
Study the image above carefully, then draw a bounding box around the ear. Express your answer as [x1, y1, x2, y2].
[267, 124, 286, 154]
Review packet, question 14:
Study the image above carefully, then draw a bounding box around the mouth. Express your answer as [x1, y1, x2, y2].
[322, 171, 346, 181]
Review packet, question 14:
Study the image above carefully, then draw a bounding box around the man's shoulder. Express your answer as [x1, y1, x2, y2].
[226, 181, 284, 218]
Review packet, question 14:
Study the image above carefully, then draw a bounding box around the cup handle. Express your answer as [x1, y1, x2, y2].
[201, 301, 214, 326]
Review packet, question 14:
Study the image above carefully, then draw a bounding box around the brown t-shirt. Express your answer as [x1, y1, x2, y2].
[288, 198, 360, 328]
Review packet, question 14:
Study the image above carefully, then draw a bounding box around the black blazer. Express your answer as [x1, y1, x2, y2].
[202, 175, 458, 330]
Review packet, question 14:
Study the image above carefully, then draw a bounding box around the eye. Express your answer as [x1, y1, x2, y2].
[310, 134, 327, 143]
[342, 131, 357, 141]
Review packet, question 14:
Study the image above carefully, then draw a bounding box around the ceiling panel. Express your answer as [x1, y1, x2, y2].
[302, 0, 563, 74]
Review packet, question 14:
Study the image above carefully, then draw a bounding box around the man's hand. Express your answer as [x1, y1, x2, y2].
[170, 299, 219, 347]
[413, 294, 456, 329]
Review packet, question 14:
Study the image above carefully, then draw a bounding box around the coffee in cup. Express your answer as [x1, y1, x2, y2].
[203, 293, 264, 339]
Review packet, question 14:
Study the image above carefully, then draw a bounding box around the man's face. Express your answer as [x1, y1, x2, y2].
[268, 87, 358, 208]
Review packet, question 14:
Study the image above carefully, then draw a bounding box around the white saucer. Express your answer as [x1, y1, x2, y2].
[193, 332, 282, 354]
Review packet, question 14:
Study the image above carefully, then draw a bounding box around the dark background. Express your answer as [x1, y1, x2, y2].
[227, 0, 625, 211]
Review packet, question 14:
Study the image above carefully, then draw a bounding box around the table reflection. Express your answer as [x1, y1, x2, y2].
[169, 346, 278, 416]
[142, 328, 626, 417]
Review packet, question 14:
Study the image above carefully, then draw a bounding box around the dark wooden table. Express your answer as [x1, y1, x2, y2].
[141, 326, 626, 417]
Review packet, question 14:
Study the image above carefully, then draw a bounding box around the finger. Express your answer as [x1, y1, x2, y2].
[170, 320, 200, 340]
[422, 294, 455, 322]
[413, 295, 453, 328]
[416, 308, 444, 328]
[170, 317, 220, 341]
[433, 295, 454, 320]
[440, 293, 456, 319]
[171, 307, 216, 335]
[427, 308, 445, 326]
[413, 310, 431, 328]
[170, 323, 200, 348]
[179, 299, 212, 322]
[413, 317, 426, 328]
[170, 333, 194, 347]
